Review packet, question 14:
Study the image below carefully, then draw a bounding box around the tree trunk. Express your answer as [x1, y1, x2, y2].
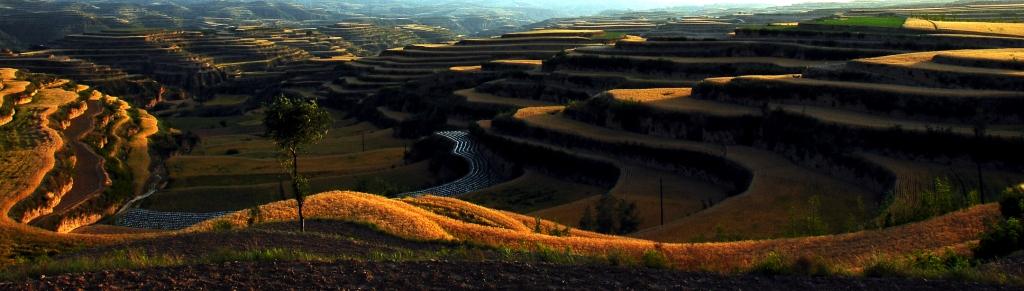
[292, 148, 305, 232]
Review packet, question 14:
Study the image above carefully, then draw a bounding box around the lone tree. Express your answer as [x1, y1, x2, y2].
[263, 95, 332, 232]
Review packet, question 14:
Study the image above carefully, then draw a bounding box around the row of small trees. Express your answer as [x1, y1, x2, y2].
[578, 195, 641, 235]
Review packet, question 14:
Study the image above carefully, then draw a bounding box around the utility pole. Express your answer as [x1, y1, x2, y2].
[659, 177, 664, 227]
[361, 131, 366, 152]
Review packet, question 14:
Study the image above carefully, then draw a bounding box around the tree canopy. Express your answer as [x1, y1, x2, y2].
[263, 95, 333, 152]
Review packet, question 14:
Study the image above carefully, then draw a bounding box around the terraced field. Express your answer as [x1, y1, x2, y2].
[473, 35, 902, 107]
[138, 110, 441, 213]
[0, 69, 157, 233]
[3, 13, 1024, 287]
[904, 18, 1024, 37]
[484, 106, 875, 240]
[322, 29, 614, 104]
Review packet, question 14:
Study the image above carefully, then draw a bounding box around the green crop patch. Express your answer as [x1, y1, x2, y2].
[809, 16, 908, 28]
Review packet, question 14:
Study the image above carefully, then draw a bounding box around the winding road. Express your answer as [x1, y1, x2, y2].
[398, 131, 504, 197]
[115, 130, 506, 230]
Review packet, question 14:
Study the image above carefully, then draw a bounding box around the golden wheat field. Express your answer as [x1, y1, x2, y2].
[604, 87, 759, 117]
[0, 68, 16, 80]
[491, 59, 543, 65]
[449, 65, 482, 72]
[186, 191, 996, 271]
[904, 18, 1024, 37]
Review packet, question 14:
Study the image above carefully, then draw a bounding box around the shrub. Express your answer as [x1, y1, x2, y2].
[533, 244, 578, 264]
[974, 217, 1024, 259]
[748, 252, 790, 275]
[748, 252, 837, 276]
[224, 149, 240, 155]
[878, 176, 980, 227]
[641, 249, 671, 269]
[605, 249, 637, 267]
[791, 256, 837, 276]
[999, 187, 1024, 219]
[581, 195, 641, 235]
[864, 251, 975, 279]
[211, 220, 234, 232]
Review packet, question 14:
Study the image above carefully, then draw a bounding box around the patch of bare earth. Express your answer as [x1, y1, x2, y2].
[3, 260, 1016, 290]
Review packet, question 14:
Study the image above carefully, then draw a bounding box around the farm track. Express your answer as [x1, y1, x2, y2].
[30, 100, 107, 225]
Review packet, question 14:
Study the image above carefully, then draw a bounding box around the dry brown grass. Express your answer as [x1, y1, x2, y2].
[0, 81, 29, 105]
[603, 88, 758, 117]
[190, 191, 455, 241]
[489, 58, 544, 64]
[449, 65, 482, 72]
[512, 106, 563, 119]
[904, 18, 1024, 37]
[0, 68, 16, 81]
[605, 88, 691, 103]
[400, 195, 532, 232]
[188, 190, 997, 271]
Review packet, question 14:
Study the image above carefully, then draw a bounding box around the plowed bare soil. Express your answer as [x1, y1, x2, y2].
[3, 260, 1014, 290]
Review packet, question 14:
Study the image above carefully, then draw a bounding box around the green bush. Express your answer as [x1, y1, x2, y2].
[748, 252, 838, 276]
[864, 251, 975, 279]
[999, 187, 1024, 219]
[211, 220, 234, 232]
[748, 252, 790, 275]
[578, 195, 641, 235]
[604, 249, 637, 267]
[974, 218, 1024, 259]
[791, 256, 837, 276]
[641, 249, 671, 269]
[533, 244, 579, 264]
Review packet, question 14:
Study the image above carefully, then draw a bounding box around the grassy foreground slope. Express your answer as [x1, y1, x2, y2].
[186, 191, 997, 272]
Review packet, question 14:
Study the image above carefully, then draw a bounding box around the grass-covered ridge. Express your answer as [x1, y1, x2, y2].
[185, 190, 1000, 272]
